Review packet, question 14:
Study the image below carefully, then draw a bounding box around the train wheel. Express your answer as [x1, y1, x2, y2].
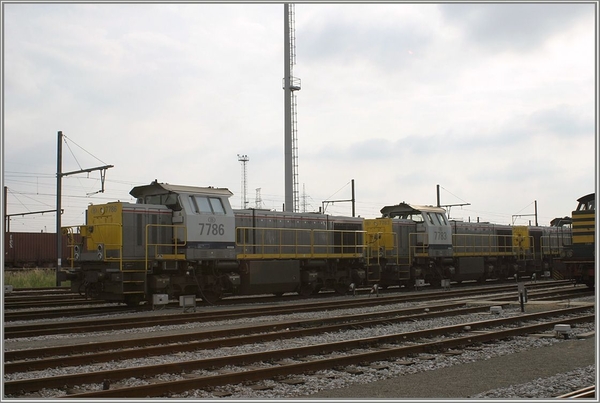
[124, 294, 144, 307]
[201, 291, 220, 304]
[199, 284, 223, 305]
[85, 282, 102, 299]
[298, 283, 313, 298]
[200, 286, 222, 304]
[334, 278, 350, 295]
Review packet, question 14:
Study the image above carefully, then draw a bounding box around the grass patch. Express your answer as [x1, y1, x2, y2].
[4, 268, 70, 288]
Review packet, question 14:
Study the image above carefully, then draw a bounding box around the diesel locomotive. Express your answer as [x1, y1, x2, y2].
[561, 193, 595, 288]
[61, 181, 572, 305]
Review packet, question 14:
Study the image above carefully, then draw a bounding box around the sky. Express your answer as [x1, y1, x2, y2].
[1, 1, 597, 234]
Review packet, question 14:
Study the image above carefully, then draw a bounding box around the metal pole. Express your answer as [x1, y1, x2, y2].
[56, 131, 62, 286]
[283, 3, 293, 212]
[351, 179, 355, 217]
[534, 200, 538, 226]
[437, 184, 440, 207]
[3, 186, 7, 234]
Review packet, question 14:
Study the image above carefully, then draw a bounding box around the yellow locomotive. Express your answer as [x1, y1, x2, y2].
[562, 193, 595, 288]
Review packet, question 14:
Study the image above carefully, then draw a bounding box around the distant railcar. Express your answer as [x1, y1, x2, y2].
[4, 232, 82, 268]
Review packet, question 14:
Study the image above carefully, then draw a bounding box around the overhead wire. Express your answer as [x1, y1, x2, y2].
[63, 134, 108, 165]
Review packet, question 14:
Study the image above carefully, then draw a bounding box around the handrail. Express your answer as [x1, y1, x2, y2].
[61, 223, 124, 270]
[144, 224, 187, 272]
[365, 231, 400, 267]
[452, 234, 536, 260]
[236, 227, 365, 259]
[540, 234, 570, 257]
[61, 226, 77, 269]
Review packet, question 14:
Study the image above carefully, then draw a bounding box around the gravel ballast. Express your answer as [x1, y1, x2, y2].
[4, 294, 596, 399]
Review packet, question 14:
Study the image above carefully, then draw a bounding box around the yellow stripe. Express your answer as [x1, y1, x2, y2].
[155, 254, 186, 260]
[573, 235, 594, 243]
[452, 252, 515, 257]
[572, 211, 594, 217]
[573, 221, 595, 226]
[237, 253, 363, 259]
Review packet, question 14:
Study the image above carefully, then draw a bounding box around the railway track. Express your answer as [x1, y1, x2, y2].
[3, 282, 588, 338]
[4, 288, 104, 310]
[3, 279, 575, 312]
[4, 307, 593, 398]
[3, 301, 502, 370]
[5, 286, 71, 294]
[557, 385, 596, 398]
[3, 305, 139, 322]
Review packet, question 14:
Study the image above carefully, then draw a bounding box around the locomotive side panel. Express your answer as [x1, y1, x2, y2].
[122, 204, 174, 260]
[452, 222, 499, 255]
[239, 260, 300, 295]
[81, 202, 173, 262]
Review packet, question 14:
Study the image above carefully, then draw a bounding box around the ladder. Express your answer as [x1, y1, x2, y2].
[122, 270, 146, 296]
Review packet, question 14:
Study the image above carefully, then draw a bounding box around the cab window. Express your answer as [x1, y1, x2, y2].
[406, 213, 423, 222]
[426, 213, 435, 225]
[389, 212, 423, 222]
[436, 213, 448, 226]
[145, 195, 161, 205]
[189, 195, 225, 214]
[163, 193, 181, 211]
[209, 197, 225, 214]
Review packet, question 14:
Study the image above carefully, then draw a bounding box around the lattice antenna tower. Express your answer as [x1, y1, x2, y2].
[237, 154, 249, 209]
[301, 183, 307, 213]
[284, 3, 301, 212]
[255, 188, 263, 209]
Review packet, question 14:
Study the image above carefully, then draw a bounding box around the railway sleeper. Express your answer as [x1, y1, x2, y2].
[60, 313, 593, 398]
[6, 308, 593, 397]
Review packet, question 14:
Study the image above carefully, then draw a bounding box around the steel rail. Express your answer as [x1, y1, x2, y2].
[57, 312, 594, 398]
[3, 282, 583, 339]
[4, 307, 593, 396]
[4, 305, 136, 322]
[557, 386, 595, 398]
[3, 298, 107, 309]
[4, 302, 485, 372]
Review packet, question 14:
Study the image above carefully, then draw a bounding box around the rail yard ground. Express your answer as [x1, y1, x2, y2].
[304, 334, 596, 399]
[3, 283, 596, 399]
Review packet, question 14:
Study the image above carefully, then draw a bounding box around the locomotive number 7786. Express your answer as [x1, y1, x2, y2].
[199, 223, 225, 236]
[434, 231, 448, 241]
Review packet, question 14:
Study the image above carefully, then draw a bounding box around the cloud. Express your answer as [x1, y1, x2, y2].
[2, 3, 596, 232]
[438, 3, 594, 53]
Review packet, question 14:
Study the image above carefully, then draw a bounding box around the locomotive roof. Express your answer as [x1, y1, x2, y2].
[130, 181, 233, 198]
[577, 193, 595, 204]
[380, 202, 446, 217]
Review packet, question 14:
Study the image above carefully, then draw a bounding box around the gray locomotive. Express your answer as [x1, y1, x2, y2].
[61, 181, 571, 305]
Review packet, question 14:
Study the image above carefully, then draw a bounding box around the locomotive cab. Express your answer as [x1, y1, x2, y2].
[130, 181, 237, 262]
[379, 203, 454, 288]
[381, 203, 453, 258]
